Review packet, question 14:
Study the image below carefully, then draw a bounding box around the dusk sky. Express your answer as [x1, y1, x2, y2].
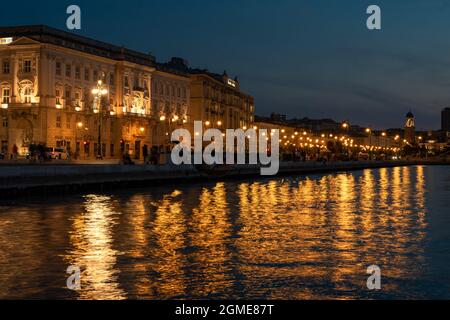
[1, 0, 449, 129]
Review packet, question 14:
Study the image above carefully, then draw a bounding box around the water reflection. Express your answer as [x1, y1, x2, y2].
[0, 166, 448, 299]
[66, 195, 126, 300]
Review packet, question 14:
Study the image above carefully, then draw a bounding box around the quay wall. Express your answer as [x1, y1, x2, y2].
[0, 160, 446, 198]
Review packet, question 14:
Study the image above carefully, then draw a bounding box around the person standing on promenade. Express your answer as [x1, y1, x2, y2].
[12, 144, 18, 160]
[143, 144, 148, 164]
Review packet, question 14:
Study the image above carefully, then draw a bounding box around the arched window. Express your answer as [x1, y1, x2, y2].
[19, 81, 34, 104]
[131, 94, 145, 114]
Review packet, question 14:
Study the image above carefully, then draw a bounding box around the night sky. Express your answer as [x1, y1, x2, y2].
[1, 0, 449, 130]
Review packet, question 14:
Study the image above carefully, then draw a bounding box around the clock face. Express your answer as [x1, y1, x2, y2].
[406, 118, 415, 128]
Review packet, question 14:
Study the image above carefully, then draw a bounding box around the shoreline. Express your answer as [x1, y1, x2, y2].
[0, 160, 448, 199]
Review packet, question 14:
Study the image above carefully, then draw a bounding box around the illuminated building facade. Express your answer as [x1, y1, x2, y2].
[163, 58, 254, 135]
[0, 25, 192, 160]
[151, 65, 190, 151]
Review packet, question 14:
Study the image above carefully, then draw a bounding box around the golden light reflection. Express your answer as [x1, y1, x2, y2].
[150, 190, 188, 298]
[233, 167, 429, 299]
[0, 166, 434, 300]
[188, 183, 233, 297]
[67, 195, 126, 300]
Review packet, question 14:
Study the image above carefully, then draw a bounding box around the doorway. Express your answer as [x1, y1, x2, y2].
[135, 141, 141, 160]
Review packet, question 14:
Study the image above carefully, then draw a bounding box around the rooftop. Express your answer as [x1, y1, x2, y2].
[1, 25, 250, 94]
[0, 25, 156, 67]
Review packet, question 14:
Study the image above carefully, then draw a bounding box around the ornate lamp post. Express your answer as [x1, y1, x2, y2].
[92, 79, 108, 160]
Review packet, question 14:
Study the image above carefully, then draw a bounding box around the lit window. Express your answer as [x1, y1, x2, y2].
[2, 61, 10, 74]
[20, 82, 33, 104]
[24, 60, 32, 73]
[2, 88, 10, 104]
[0, 37, 13, 45]
[55, 89, 61, 106]
[66, 64, 71, 77]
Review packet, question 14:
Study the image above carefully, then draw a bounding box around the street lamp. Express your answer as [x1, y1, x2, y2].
[92, 79, 108, 160]
[365, 128, 372, 157]
[342, 121, 349, 133]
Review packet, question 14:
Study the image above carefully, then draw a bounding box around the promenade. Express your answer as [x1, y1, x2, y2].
[1, 159, 448, 198]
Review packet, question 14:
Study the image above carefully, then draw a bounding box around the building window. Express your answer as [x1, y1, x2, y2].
[124, 75, 129, 88]
[56, 62, 61, 76]
[84, 68, 90, 81]
[135, 75, 142, 89]
[66, 64, 71, 77]
[2, 61, 10, 74]
[2, 88, 10, 104]
[75, 66, 81, 79]
[65, 88, 71, 105]
[66, 114, 71, 129]
[74, 91, 81, 107]
[23, 59, 32, 73]
[0, 37, 12, 45]
[23, 86, 32, 103]
[2, 116, 7, 128]
[110, 73, 114, 86]
[56, 114, 62, 128]
[55, 89, 61, 106]
[93, 70, 98, 81]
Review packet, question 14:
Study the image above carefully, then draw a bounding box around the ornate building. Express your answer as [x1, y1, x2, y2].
[0, 26, 254, 160]
[151, 64, 190, 153]
[0, 25, 191, 160]
[162, 58, 254, 135]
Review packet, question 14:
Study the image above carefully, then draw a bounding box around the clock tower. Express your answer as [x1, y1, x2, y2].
[404, 111, 416, 144]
